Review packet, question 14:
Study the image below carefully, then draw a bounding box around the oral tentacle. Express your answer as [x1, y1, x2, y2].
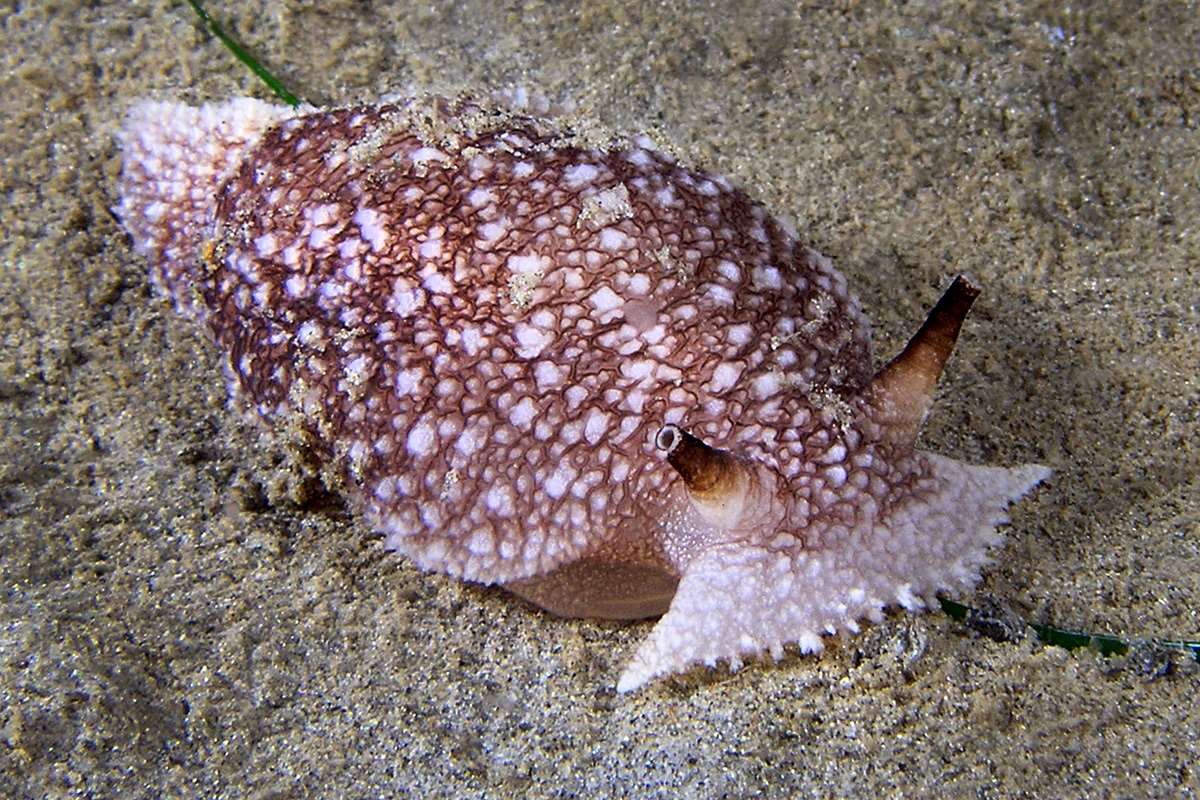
[618, 454, 1051, 693]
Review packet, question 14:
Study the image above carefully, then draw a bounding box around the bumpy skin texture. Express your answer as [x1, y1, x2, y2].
[116, 97, 1049, 692]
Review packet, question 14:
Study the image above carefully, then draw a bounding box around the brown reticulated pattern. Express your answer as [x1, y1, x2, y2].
[201, 99, 875, 583]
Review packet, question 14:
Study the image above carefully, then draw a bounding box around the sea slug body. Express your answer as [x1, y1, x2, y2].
[115, 95, 1050, 692]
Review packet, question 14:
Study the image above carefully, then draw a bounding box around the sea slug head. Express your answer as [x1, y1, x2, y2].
[648, 275, 982, 569]
[613, 274, 1049, 692]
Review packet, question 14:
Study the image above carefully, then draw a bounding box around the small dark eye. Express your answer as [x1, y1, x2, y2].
[655, 424, 680, 452]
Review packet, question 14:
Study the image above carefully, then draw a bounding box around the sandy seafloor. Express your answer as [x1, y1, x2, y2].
[1, 0, 1197, 797]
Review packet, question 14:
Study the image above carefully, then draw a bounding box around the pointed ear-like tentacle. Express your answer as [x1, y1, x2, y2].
[656, 425, 743, 501]
[656, 424, 769, 533]
[868, 275, 980, 446]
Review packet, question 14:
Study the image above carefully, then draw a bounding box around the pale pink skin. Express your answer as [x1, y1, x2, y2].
[116, 96, 1049, 692]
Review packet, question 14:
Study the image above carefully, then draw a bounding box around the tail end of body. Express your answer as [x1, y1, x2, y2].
[115, 97, 296, 320]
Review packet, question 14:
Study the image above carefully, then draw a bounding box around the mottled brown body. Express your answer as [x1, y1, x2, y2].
[196, 99, 874, 587]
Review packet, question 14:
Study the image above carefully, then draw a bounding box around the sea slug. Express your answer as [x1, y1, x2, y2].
[115, 95, 1049, 691]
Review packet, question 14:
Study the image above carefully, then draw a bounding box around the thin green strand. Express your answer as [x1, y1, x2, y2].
[938, 597, 1200, 662]
[186, 0, 301, 107]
